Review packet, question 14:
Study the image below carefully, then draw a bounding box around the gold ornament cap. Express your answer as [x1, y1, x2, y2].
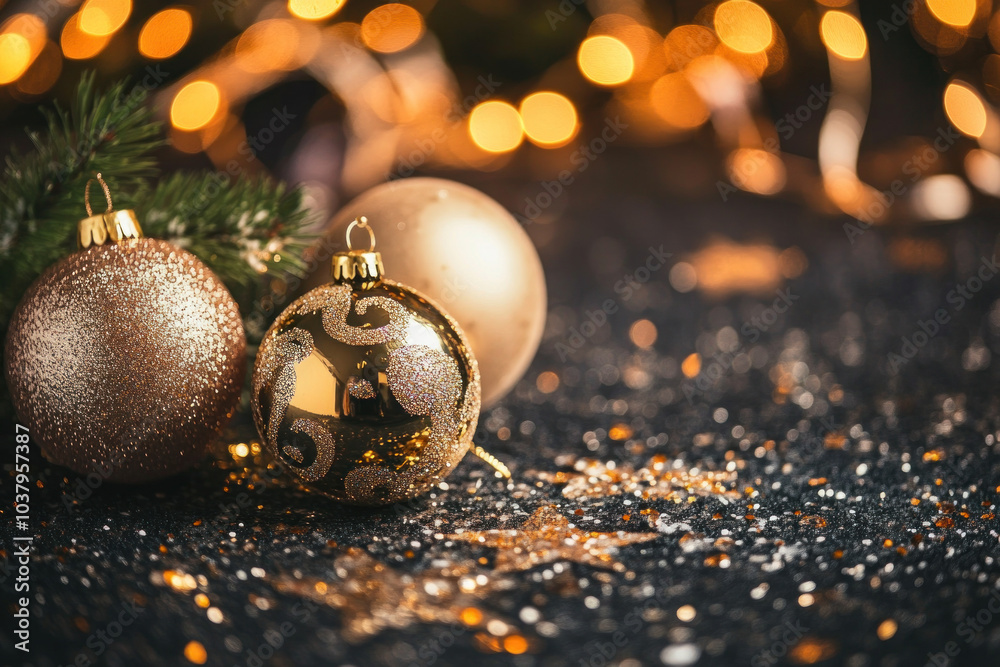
[331, 217, 384, 286]
[77, 173, 143, 249]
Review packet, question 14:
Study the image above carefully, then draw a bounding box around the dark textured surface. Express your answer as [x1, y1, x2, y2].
[3, 154, 1000, 667]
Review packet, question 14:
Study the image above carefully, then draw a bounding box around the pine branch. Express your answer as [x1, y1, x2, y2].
[141, 171, 312, 323]
[0, 74, 315, 342]
[0, 72, 163, 326]
[0, 74, 318, 422]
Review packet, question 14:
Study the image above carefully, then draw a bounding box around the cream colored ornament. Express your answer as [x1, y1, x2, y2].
[314, 178, 546, 406]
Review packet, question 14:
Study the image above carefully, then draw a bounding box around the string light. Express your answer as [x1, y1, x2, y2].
[361, 4, 424, 53]
[519, 92, 578, 148]
[61, 12, 111, 60]
[926, 0, 977, 28]
[139, 8, 192, 60]
[820, 11, 868, 60]
[0, 14, 45, 84]
[578, 35, 634, 86]
[714, 1, 773, 55]
[79, 0, 132, 37]
[288, 0, 346, 21]
[171, 81, 224, 131]
[468, 101, 523, 153]
[943, 81, 988, 138]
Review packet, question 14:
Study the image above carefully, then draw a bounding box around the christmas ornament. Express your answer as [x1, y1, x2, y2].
[312, 178, 547, 407]
[252, 217, 508, 506]
[4, 175, 245, 483]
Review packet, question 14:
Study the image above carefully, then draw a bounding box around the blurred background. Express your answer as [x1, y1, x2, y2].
[6, 4, 1000, 667]
[0, 0, 995, 237]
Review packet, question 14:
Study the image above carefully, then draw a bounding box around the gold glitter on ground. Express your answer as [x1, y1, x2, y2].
[445, 505, 658, 573]
[270, 548, 502, 643]
[533, 457, 741, 502]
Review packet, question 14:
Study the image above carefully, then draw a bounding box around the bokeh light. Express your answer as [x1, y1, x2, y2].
[519, 92, 578, 147]
[235, 20, 309, 73]
[16, 42, 62, 96]
[468, 100, 523, 153]
[820, 11, 868, 60]
[361, 4, 424, 54]
[726, 148, 786, 195]
[911, 174, 971, 220]
[714, 1, 773, 55]
[138, 8, 192, 60]
[288, 0, 346, 21]
[965, 148, 1000, 195]
[926, 0, 976, 28]
[79, 0, 132, 37]
[663, 25, 718, 71]
[61, 12, 112, 60]
[0, 14, 46, 85]
[0, 34, 32, 84]
[649, 73, 710, 129]
[944, 81, 988, 137]
[578, 35, 634, 86]
[171, 81, 223, 131]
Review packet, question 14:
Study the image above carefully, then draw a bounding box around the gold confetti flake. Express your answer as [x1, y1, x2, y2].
[270, 548, 502, 643]
[534, 457, 740, 502]
[445, 505, 658, 572]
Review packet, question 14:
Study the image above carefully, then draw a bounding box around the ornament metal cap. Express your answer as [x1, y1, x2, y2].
[331, 217, 384, 286]
[77, 173, 143, 249]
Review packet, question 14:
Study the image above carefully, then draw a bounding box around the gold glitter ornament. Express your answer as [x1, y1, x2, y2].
[252, 217, 508, 506]
[4, 175, 246, 483]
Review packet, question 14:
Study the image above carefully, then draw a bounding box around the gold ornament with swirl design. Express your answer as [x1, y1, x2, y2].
[251, 218, 508, 505]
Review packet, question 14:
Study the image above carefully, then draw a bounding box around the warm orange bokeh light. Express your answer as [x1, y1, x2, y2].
[927, 0, 977, 28]
[649, 73, 710, 129]
[820, 11, 868, 60]
[0, 14, 46, 84]
[16, 41, 62, 95]
[183, 641, 208, 665]
[663, 25, 718, 71]
[726, 148, 786, 195]
[468, 100, 523, 153]
[944, 82, 988, 138]
[519, 92, 578, 147]
[288, 0, 346, 21]
[714, 1, 773, 55]
[79, 0, 132, 37]
[171, 80, 223, 131]
[0, 34, 32, 84]
[578, 35, 634, 86]
[236, 20, 310, 73]
[138, 8, 192, 60]
[62, 12, 112, 60]
[361, 4, 424, 53]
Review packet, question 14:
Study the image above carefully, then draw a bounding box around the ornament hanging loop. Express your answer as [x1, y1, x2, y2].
[346, 216, 376, 252]
[84, 173, 113, 217]
[77, 173, 143, 249]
